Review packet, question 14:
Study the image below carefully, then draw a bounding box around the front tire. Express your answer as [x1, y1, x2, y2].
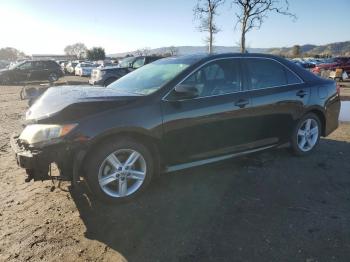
[85, 138, 154, 203]
[291, 113, 321, 156]
[48, 72, 59, 82]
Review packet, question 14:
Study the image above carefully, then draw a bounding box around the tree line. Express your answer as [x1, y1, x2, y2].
[64, 43, 106, 60]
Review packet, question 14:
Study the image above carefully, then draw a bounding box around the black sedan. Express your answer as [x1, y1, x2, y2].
[0, 60, 63, 84]
[11, 53, 340, 203]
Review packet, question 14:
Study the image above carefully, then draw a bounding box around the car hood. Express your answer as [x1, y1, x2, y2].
[25, 85, 141, 121]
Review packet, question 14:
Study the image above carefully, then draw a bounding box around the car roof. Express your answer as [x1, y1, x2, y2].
[178, 52, 286, 61]
[25, 60, 57, 62]
[172, 52, 324, 84]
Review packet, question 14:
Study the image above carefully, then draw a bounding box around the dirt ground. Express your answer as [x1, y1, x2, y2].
[0, 77, 350, 262]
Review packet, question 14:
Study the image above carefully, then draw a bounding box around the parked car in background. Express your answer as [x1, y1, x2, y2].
[60, 61, 69, 73]
[66, 61, 79, 74]
[292, 60, 316, 70]
[75, 62, 98, 77]
[97, 61, 115, 69]
[11, 53, 340, 203]
[89, 56, 162, 86]
[0, 60, 63, 84]
[312, 57, 350, 75]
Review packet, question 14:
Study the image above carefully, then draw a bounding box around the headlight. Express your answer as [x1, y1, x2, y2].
[19, 124, 77, 145]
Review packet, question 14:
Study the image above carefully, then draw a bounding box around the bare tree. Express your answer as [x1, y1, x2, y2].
[64, 43, 87, 59]
[134, 49, 143, 56]
[134, 47, 151, 56]
[232, 0, 296, 53]
[0, 47, 26, 61]
[168, 46, 179, 56]
[141, 47, 151, 56]
[194, 0, 225, 54]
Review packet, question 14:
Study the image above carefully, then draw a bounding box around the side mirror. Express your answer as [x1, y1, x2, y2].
[174, 84, 199, 99]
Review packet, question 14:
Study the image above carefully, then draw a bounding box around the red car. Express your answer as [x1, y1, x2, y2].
[312, 57, 350, 75]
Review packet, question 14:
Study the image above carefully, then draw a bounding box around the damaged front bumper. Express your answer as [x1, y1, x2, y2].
[10, 134, 80, 182]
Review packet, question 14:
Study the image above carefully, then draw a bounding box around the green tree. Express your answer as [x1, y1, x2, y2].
[86, 47, 106, 61]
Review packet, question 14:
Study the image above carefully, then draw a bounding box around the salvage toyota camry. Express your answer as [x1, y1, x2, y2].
[11, 53, 341, 203]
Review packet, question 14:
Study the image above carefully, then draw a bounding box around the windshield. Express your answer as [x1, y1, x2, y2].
[118, 57, 135, 68]
[9, 61, 24, 70]
[108, 58, 194, 95]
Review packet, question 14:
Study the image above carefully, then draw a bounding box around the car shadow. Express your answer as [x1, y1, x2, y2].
[69, 138, 350, 262]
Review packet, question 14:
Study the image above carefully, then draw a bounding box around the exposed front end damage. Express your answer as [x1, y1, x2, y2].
[10, 134, 77, 183]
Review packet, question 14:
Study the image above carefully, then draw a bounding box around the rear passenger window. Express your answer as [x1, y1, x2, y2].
[245, 58, 301, 90]
[286, 69, 302, 84]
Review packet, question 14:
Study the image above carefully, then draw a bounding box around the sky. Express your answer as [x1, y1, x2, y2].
[0, 0, 349, 55]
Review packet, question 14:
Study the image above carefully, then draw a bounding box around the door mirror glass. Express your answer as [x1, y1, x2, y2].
[174, 84, 199, 99]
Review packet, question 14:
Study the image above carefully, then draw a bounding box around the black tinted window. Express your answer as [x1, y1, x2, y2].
[245, 58, 293, 90]
[286, 69, 302, 84]
[46, 61, 59, 68]
[17, 62, 33, 70]
[32, 61, 45, 69]
[182, 59, 241, 97]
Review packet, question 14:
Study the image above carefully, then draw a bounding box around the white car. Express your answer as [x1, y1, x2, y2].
[66, 61, 79, 74]
[74, 62, 97, 77]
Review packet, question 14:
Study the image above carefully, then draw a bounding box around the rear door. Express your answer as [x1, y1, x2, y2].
[161, 58, 258, 166]
[242, 58, 308, 144]
[29, 61, 47, 80]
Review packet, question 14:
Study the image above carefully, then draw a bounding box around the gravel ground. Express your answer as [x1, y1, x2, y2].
[0, 77, 350, 262]
[340, 80, 350, 100]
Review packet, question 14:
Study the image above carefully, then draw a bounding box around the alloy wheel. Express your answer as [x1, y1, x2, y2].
[48, 73, 58, 82]
[297, 118, 319, 152]
[98, 149, 147, 198]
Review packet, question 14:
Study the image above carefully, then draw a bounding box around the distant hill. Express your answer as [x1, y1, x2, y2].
[268, 41, 350, 56]
[109, 41, 350, 57]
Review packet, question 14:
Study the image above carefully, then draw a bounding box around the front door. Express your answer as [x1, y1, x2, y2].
[161, 58, 256, 166]
[14, 61, 33, 82]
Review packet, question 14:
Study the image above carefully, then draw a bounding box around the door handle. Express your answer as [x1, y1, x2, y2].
[234, 99, 249, 108]
[296, 90, 308, 98]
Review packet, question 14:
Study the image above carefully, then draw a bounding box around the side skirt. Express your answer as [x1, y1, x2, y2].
[165, 144, 276, 173]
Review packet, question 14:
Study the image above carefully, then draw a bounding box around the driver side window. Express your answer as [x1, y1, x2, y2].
[181, 59, 241, 98]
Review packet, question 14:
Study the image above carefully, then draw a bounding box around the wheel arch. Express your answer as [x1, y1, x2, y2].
[304, 107, 326, 137]
[80, 130, 163, 177]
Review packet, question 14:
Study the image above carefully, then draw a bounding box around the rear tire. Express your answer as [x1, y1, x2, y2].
[290, 113, 321, 156]
[85, 138, 154, 203]
[48, 72, 59, 82]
